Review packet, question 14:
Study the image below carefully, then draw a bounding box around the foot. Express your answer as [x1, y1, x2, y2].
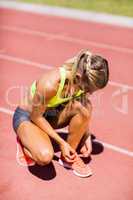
[80, 135, 92, 158]
[59, 155, 92, 178]
[16, 137, 35, 167]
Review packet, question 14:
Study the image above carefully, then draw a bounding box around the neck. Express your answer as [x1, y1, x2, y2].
[63, 70, 81, 96]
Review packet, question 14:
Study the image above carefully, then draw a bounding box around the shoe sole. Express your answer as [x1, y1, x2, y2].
[58, 159, 93, 178]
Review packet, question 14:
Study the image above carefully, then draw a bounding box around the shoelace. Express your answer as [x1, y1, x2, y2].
[73, 156, 86, 168]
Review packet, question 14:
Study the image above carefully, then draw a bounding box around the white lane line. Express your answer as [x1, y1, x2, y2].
[0, 53, 133, 90]
[0, 0, 133, 28]
[1, 107, 133, 158]
[0, 54, 52, 70]
[0, 107, 14, 115]
[95, 139, 133, 157]
[109, 81, 133, 90]
[1, 25, 133, 55]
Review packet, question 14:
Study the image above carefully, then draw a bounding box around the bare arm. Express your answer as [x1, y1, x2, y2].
[30, 79, 76, 162]
[30, 83, 65, 145]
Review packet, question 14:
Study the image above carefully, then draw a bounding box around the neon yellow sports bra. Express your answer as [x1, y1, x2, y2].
[30, 67, 84, 108]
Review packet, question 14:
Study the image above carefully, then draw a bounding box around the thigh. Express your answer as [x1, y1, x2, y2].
[43, 98, 91, 129]
[49, 100, 84, 129]
[57, 98, 92, 127]
[43, 104, 72, 129]
[17, 121, 54, 159]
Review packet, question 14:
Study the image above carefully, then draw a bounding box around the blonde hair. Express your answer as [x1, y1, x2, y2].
[63, 49, 109, 97]
[74, 49, 109, 90]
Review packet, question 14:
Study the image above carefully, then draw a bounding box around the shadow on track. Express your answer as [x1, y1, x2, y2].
[28, 131, 104, 180]
[28, 162, 56, 181]
[52, 131, 104, 155]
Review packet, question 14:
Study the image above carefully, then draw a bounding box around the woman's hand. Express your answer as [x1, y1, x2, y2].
[60, 142, 77, 163]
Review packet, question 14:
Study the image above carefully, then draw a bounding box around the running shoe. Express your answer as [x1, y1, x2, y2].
[16, 137, 35, 167]
[58, 155, 92, 178]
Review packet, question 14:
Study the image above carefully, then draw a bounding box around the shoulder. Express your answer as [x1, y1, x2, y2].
[36, 68, 60, 100]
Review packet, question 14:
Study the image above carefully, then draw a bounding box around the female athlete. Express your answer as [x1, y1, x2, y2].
[13, 49, 109, 178]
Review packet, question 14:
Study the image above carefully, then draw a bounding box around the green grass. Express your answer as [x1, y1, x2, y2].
[20, 0, 133, 17]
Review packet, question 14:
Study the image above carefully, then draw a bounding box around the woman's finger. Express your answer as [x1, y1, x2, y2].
[70, 147, 76, 154]
[69, 154, 76, 159]
[65, 156, 75, 163]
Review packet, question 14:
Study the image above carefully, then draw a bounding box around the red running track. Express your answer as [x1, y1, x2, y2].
[0, 8, 133, 200]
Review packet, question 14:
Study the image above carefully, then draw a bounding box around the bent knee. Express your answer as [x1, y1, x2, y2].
[36, 149, 54, 166]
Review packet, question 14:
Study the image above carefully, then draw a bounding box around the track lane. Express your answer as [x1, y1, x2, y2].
[0, 27, 133, 86]
[0, 7, 133, 200]
[0, 112, 133, 200]
[1, 8, 133, 49]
